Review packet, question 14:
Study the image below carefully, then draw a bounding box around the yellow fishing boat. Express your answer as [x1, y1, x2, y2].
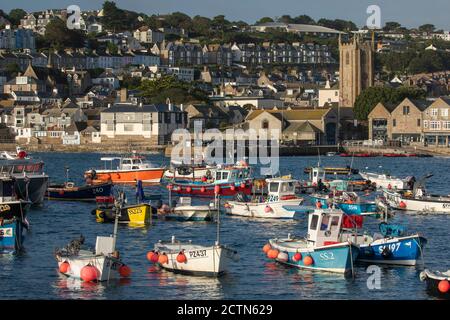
[93, 196, 152, 225]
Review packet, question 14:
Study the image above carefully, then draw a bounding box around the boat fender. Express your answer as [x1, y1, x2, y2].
[176, 251, 187, 263]
[264, 206, 272, 213]
[381, 246, 393, 259]
[438, 280, 450, 293]
[419, 271, 427, 282]
[262, 243, 271, 253]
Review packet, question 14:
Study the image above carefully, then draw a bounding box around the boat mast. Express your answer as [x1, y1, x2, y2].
[215, 193, 220, 246]
[112, 191, 123, 252]
[65, 166, 69, 184]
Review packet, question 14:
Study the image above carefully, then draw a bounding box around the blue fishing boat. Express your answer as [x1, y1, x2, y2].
[0, 176, 30, 254]
[336, 202, 377, 215]
[310, 192, 377, 215]
[343, 222, 427, 266]
[265, 209, 359, 275]
[46, 182, 113, 201]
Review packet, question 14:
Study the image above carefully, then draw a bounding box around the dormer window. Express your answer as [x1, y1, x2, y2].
[262, 120, 269, 129]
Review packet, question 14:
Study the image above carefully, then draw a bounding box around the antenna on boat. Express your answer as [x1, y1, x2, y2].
[317, 148, 321, 167]
[65, 166, 70, 184]
[112, 191, 123, 252]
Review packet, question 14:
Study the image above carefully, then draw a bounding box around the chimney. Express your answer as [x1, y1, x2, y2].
[120, 88, 128, 102]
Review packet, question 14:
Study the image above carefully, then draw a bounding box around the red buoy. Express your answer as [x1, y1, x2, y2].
[59, 261, 70, 274]
[399, 201, 407, 209]
[316, 201, 322, 209]
[240, 183, 246, 189]
[200, 186, 206, 193]
[18, 150, 27, 159]
[119, 265, 132, 277]
[230, 185, 236, 191]
[186, 186, 192, 193]
[202, 176, 207, 182]
[293, 252, 302, 262]
[167, 184, 173, 191]
[146, 250, 155, 262]
[80, 265, 99, 282]
[438, 280, 450, 293]
[214, 185, 221, 194]
[176, 251, 187, 263]
[150, 252, 160, 263]
[264, 206, 272, 213]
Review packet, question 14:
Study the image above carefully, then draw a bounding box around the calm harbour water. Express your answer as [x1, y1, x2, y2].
[0, 152, 449, 300]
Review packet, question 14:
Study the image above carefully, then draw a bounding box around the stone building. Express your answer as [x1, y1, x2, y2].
[339, 35, 374, 107]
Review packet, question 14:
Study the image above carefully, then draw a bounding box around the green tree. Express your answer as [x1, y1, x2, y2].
[44, 17, 85, 48]
[256, 17, 274, 24]
[418, 24, 435, 33]
[293, 15, 315, 25]
[383, 21, 401, 32]
[354, 86, 426, 120]
[7, 9, 26, 26]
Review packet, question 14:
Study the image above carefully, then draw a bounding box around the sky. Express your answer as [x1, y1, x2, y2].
[1, 0, 449, 30]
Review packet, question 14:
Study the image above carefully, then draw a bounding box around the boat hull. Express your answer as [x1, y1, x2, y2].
[384, 190, 450, 214]
[359, 172, 408, 190]
[95, 203, 152, 225]
[357, 235, 426, 266]
[47, 183, 113, 201]
[269, 239, 359, 274]
[170, 181, 252, 198]
[56, 252, 124, 281]
[154, 244, 239, 276]
[165, 207, 213, 221]
[163, 167, 211, 181]
[13, 174, 48, 205]
[336, 202, 378, 215]
[225, 198, 303, 219]
[0, 218, 24, 254]
[92, 168, 164, 184]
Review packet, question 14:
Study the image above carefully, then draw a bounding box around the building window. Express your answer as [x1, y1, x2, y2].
[345, 52, 350, 65]
[441, 108, 449, 117]
[430, 121, 440, 130]
[424, 120, 428, 128]
[443, 121, 450, 129]
[393, 119, 396, 127]
[417, 119, 421, 127]
[124, 124, 134, 132]
[431, 108, 438, 117]
[403, 105, 410, 115]
[262, 120, 269, 129]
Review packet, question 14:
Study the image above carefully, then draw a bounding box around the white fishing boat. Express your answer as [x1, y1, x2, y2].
[163, 160, 215, 181]
[149, 192, 239, 276]
[383, 174, 450, 214]
[359, 171, 414, 190]
[164, 197, 215, 221]
[55, 193, 131, 282]
[151, 236, 239, 276]
[224, 178, 304, 219]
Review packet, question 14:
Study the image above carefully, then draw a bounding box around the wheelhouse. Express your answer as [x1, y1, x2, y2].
[307, 210, 343, 247]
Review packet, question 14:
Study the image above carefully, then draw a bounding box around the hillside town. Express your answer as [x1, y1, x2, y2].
[1, 3, 450, 152]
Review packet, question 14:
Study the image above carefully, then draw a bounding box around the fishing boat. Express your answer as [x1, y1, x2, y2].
[299, 167, 349, 193]
[0, 176, 31, 254]
[47, 182, 113, 201]
[383, 174, 450, 214]
[163, 159, 215, 181]
[0, 146, 30, 160]
[265, 209, 359, 275]
[341, 220, 427, 266]
[47, 167, 112, 201]
[163, 197, 215, 221]
[168, 163, 252, 198]
[55, 194, 131, 282]
[148, 191, 239, 276]
[420, 269, 450, 297]
[0, 158, 49, 205]
[304, 166, 359, 175]
[310, 192, 378, 215]
[359, 171, 414, 190]
[93, 195, 152, 225]
[224, 178, 304, 219]
[85, 153, 165, 184]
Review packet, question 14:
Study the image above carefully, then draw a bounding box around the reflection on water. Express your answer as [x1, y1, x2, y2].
[1, 153, 449, 299]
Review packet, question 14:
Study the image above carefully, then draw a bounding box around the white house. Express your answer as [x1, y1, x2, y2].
[318, 81, 339, 107]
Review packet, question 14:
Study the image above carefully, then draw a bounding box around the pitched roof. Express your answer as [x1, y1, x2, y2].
[246, 108, 331, 121]
[283, 121, 322, 134]
[102, 103, 182, 113]
[408, 99, 433, 111]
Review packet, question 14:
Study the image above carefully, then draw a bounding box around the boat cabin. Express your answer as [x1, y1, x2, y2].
[267, 178, 296, 201]
[307, 210, 343, 247]
[100, 156, 151, 171]
[214, 167, 250, 184]
[0, 176, 16, 202]
[309, 167, 326, 185]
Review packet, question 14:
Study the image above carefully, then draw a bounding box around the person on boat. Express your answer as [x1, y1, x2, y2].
[317, 179, 326, 192]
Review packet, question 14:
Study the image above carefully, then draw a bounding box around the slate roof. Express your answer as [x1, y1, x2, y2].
[102, 103, 183, 113]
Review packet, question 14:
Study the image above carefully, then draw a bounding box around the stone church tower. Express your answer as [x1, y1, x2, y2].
[339, 34, 374, 107]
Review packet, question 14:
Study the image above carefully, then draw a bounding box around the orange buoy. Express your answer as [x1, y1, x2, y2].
[59, 261, 70, 273]
[292, 252, 302, 262]
[176, 251, 187, 263]
[277, 251, 289, 262]
[438, 280, 450, 293]
[214, 185, 221, 194]
[316, 201, 322, 209]
[80, 265, 99, 282]
[303, 255, 314, 266]
[150, 251, 160, 263]
[262, 243, 271, 253]
[119, 265, 132, 277]
[399, 201, 407, 209]
[146, 250, 156, 262]
[267, 248, 279, 259]
[158, 253, 169, 265]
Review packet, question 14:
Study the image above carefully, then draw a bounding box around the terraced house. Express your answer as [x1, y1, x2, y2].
[422, 97, 450, 147]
